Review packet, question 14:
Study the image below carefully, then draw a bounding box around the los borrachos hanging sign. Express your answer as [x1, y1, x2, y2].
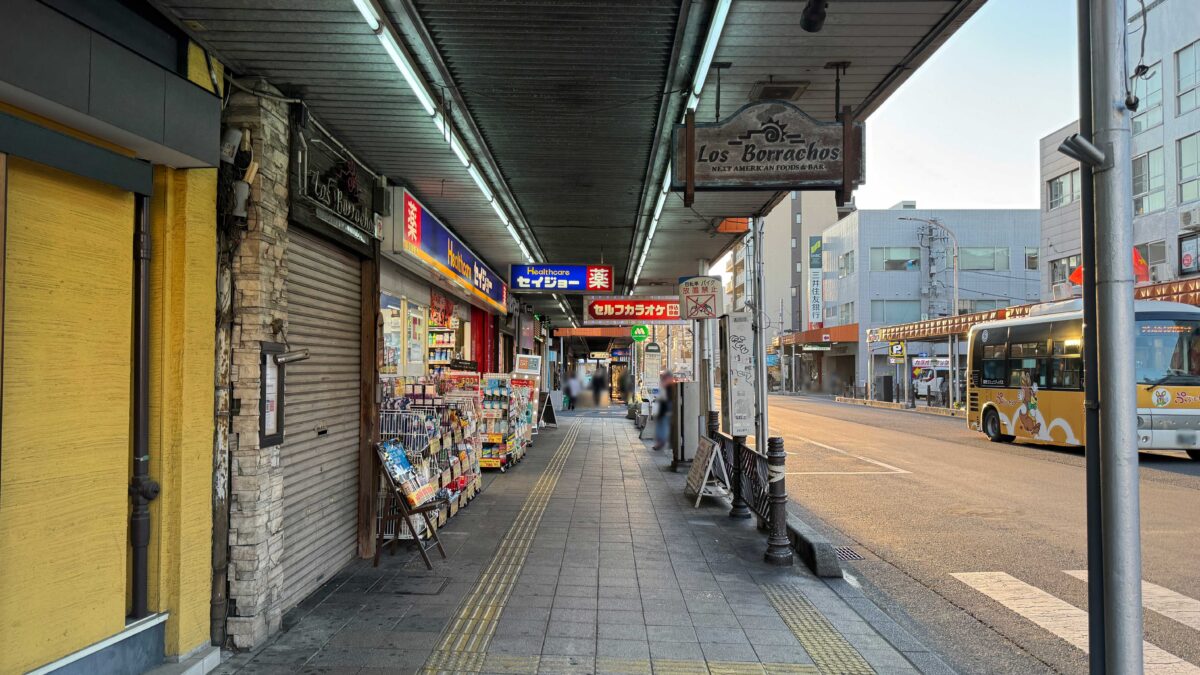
[671, 101, 864, 203]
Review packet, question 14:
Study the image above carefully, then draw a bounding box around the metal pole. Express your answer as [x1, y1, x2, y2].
[867, 343, 874, 401]
[130, 194, 160, 620]
[764, 437, 794, 565]
[903, 341, 913, 407]
[1077, 0, 1105, 668]
[1092, 0, 1143, 670]
[752, 217, 770, 453]
[729, 436, 752, 519]
[947, 335, 953, 408]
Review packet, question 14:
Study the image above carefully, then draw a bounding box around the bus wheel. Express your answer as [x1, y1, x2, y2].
[1188, 450, 1200, 461]
[983, 409, 1011, 443]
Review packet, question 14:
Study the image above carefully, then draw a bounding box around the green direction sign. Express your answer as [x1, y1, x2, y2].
[630, 324, 651, 342]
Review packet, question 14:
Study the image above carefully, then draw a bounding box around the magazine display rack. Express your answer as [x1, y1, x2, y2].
[480, 373, 517, 471]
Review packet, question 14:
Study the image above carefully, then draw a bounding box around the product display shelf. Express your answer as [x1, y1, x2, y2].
[480, 373, 516, 471]
[511, 377, 537, 456]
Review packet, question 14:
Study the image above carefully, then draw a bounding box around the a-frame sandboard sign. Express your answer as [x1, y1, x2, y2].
[538, 391, 558, 428]
[685, 436, 728, 507]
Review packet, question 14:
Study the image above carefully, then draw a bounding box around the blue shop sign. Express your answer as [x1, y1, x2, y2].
[401, 189, 507, 314]
[509, 264, 615, 294]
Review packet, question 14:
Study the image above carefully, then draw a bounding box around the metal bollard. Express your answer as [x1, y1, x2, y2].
[729, 435, 752, 519]
[764, 436, 794, 566]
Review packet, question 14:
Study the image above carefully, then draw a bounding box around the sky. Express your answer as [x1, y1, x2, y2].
[853, 0, 1080, 210]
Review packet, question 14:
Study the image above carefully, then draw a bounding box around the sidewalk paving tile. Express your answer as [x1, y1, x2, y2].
[211, 412, 939, 675]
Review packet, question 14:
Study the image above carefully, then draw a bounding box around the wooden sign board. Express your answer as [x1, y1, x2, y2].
[670, 100, 864, 196]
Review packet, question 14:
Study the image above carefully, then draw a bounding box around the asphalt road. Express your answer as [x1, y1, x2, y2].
[768, 394, 1200, 675]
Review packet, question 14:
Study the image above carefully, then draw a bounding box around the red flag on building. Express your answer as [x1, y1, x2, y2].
[1068, 248, 1150, 285]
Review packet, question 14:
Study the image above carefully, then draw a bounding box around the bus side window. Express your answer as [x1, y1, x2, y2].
[981, 343, 1006, 386]
[1008, 341, 1050, 389]
[1050, 339, 1083, 390]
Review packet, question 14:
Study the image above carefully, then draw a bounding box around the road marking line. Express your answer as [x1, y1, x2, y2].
[953, 571, 1200, 673]
[787, 435, 911, 474]
[1066, 570, 1200, 633]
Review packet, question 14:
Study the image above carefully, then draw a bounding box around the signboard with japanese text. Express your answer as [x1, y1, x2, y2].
[509, 264, 614, 294]
[912, 357, 951, 369]
[610, 348, 630, 358]
[722, 313, 756, 436]
[429, 288, 455, 327]
[670, 100, 864, 192]
[678, 275, 724, 319]
[808, 236, 823, 330]
[514, 354, 542, 375]
[400, 189, 508, 314]
[583, 296, 686, 325]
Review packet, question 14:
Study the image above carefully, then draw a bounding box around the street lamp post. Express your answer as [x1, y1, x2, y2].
[900, 216, 959, 408]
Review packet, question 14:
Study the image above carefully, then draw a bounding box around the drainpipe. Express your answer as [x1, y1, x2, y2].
[130, 194, 160, 620]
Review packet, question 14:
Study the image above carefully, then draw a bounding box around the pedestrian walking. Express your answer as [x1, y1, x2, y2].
[566, 372, 581, 410]
[652, 371, 675, 451]
[592, 364, 608, 406]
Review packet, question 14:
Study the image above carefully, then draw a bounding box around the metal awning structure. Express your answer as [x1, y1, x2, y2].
[153, 0, 985, 325]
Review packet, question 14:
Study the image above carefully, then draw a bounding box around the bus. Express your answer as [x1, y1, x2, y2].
[966, 299, 1200, 460]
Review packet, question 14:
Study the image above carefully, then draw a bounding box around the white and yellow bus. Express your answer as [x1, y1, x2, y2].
[967, 299, 1200, 460]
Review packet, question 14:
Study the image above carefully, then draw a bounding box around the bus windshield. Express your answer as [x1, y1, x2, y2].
[1136, 317, 1200, 385]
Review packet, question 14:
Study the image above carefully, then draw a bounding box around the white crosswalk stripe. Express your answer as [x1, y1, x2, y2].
[1066, 570, 1200, 633]
[953, 571, 1200, 674]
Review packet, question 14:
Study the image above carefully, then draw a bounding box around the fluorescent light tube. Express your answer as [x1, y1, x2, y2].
[449, 133, 471, 167]
[492, 199, 510, 225]
[351, 0, 381, 31]
[467, 165, 492, 202]
[690, 0, 732, 104]
[378, 31, 436, 116]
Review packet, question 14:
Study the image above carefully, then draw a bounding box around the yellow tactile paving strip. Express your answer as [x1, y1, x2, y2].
[762, 584, 875, 675]
[422, 422, 582, 672]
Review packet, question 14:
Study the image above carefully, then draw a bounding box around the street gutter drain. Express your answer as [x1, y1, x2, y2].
[835, 546, 864, 561]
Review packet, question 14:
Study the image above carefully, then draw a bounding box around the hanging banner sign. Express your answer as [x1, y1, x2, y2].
[678, 275, 725, 319]
[670, 100, 864, 192]
[509, 264, 614, 293]
[401, 189, 508, 314]
[583, 296, 686, 325]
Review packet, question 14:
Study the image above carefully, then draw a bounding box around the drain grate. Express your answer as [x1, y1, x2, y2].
[835, 546, 864, 561]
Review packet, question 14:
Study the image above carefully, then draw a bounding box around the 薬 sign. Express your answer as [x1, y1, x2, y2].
[509, 264, 613, 293]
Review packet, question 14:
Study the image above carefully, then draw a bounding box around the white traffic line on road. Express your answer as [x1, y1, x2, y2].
[784, 434, 912, 475]
[1065, 570, 1200, 633]
[952, 571, 1200, 673]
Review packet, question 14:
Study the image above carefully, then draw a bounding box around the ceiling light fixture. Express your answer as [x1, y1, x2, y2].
[800, 0, 828, 33]
[351, 0, 540, 263]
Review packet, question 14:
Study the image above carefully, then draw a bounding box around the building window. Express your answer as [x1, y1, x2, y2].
[791, 237, 797, 249]
[1047, 169, 1081, 210]
[1181, 233, 1200, 276]
[1132, 148, 1165, 216]
[1025, 247, 1039, 271]
[795, 213, 802, 224]
[869, 247, 920, 271]
[1131, 64, 1162, 135]
[1136, 240, 1168, 282]
[791, 191, 797, 200]
[795, 262, 802, 273]
[790, 286, 797, 297]
[838, 251, 855, 277]
[1050, 254, 1082, 285]
[1181, 132, 1200, 204]
[960, 247, 1010, 271]
[870, 299, 921, 325]
[1178, 40, 1200, 115]
[824, 305, 836, 319]
[957, 299, 1009, 314]
[838, 301, 854, 326]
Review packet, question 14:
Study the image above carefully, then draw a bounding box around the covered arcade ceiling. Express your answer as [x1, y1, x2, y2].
[153, 0, 985, 324]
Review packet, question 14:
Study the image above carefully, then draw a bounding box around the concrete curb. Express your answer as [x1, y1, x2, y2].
[786, 513, 842, 578]
[834, 396, 966, 419]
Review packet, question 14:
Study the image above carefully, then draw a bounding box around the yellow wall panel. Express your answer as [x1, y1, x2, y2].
[147, 166, 216, 656]
[1, 158, 134, 673]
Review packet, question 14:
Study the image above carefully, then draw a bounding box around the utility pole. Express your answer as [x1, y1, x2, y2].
[752, 217, 770, 452]
[1092, 0, 1143, 670]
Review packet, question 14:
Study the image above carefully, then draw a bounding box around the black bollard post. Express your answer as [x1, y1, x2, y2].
[764, 436, 794, 566]
[729, 435, 752, 519]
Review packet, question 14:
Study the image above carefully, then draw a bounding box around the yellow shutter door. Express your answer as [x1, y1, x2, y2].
[0, 157, 134, 673]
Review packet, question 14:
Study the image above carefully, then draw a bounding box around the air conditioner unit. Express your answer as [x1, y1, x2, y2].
[1181, 206, 1200, 230]
[1149, 263, 1168, 283]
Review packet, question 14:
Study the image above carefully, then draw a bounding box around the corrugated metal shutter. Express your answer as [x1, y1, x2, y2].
[280, 228, 362, 612]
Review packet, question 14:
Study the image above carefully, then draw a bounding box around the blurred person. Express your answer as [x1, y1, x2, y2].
[592, 363, 608, 406]
[652, 371, 676, 451]
[566, 371, 582, 410]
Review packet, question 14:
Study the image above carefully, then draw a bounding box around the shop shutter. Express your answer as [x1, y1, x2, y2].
[280, 228, 362, 612]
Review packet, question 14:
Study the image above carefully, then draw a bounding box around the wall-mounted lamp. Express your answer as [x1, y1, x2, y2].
[800, 0, 829, 33]
[275, 349, 311, 365]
